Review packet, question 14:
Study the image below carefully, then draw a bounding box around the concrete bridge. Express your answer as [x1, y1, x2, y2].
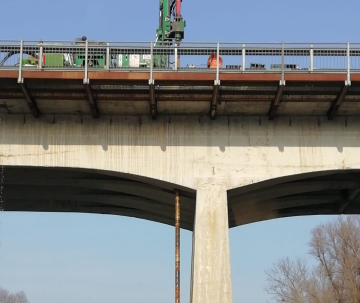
[2, 114, 360, 303]
[2, 40, 360, 303]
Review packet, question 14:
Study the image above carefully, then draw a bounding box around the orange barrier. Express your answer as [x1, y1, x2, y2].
[207, 53, 223, 69]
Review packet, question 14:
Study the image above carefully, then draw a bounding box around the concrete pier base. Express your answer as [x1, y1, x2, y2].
[191, 181, 232, 303]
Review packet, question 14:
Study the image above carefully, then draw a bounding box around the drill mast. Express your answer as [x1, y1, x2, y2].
[154, 0, 185, 68]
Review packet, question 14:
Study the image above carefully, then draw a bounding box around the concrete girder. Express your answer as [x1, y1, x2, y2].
[4, 193, 194, 219]
[3, 179, 195, 211]
[228, 180, 360, 205]
[231, 195, 346, 226]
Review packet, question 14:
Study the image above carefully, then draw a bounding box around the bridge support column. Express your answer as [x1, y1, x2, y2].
[191, 181, 232, 303]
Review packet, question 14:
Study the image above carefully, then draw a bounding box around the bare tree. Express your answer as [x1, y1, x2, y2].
[265, 215, 360, 303]
[0, 288, 10, 303]
[265, 257, 309, 303]
[0, 288, 29, 303]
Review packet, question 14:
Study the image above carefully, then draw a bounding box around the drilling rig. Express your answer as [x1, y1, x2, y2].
[154, 0, 185, 68]
[12, 0, 186, 69]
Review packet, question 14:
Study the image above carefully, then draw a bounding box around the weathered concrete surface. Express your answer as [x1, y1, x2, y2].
[1, 114, 360, 190]
[191, 180, 232, 303]
[2, 114, 360, 303]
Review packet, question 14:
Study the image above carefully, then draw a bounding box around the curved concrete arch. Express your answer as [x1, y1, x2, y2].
[1, 166, 196, 230]
[228, 169, 360, 228]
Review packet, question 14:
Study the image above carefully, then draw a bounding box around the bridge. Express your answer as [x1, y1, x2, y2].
[1, 40, 360, 303]
[1, 40, 360, 119]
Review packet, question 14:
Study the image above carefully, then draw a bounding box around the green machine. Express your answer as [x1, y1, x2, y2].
[74, 37, 107, 68]
[116, 0, 185, 69]
[154, 0, 185, 68]
[19, 0, 185, 70]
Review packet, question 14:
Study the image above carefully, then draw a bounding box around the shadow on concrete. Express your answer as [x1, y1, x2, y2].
[1, 165, 196, 231]
[227, 169, 360, 228]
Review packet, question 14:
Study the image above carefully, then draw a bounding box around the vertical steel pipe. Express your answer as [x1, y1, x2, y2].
[242, 44, 246, 71]
[175, 190, 180, 303]
[38, 41, 43, 70]
[18, 39, 24, 83]
[281, 42, 285, 84]
[150, 42, 154, 84]
[174, 46, 178, 70]
[347, 42, 351, 85]
[216, 42, 220, 84]
[84, 39, 89, 84]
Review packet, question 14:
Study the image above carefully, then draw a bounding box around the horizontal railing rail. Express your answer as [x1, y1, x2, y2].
[1, 40, 359, 85]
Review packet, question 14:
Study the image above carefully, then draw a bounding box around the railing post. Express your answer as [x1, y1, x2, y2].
[38, 41, 43, 70]
[242, 44, 245, 71]
[174, 45, 178, 71]
[17, 39, 24, 83]
[280, 42, 285, 85]
[105, 43, 110, 70]
[310, 44, 314, 72]
[83, 39, 89, 84]
[149, 42, 154, 85]
[346, 42, 351, 86]
[216, 42, 220, 85]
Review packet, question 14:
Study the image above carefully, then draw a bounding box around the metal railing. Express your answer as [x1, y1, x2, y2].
[1, 40, 359, 80]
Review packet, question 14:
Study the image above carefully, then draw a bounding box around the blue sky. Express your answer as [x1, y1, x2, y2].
[0, 213, 336, 303]
[0, 0, 358, 302]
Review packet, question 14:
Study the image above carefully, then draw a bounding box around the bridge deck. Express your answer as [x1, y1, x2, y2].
[1, 70, 360, 119]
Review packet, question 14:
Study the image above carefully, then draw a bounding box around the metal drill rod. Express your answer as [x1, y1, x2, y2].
[175, 190, 180, 303]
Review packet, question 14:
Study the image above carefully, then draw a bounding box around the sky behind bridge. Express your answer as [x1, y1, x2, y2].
[0, 0, 357, 302]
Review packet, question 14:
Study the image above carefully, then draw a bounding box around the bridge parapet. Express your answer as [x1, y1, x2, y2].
[1, 40, 359, 76]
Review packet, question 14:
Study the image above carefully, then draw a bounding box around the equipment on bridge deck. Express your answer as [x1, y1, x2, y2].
[207, 53, 223, 69]
[153, 0, 185, 68]
[12, 0, 186, 69]
[116, 0, 186, 69]
[74, 36, 107, 67]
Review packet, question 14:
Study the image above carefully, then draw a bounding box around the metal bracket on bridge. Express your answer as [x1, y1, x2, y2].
[338, 187, 360, 213]
[149, 79, 157, 119]
[327, 80, 350, 120]
[209, 42, 221, 119]
[268, 80, 285, 120]
[210, 80, 220, 119]
[268, 43, 286, 120]
[19, 81, 40, 118]
[84, 84, 99, 118]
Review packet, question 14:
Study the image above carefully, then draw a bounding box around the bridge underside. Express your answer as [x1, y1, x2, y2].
[1, 71, 360, 119]
[228, 170, 360, 227]
[2, 166, 197, 230]
[3, 166, 360, 229]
